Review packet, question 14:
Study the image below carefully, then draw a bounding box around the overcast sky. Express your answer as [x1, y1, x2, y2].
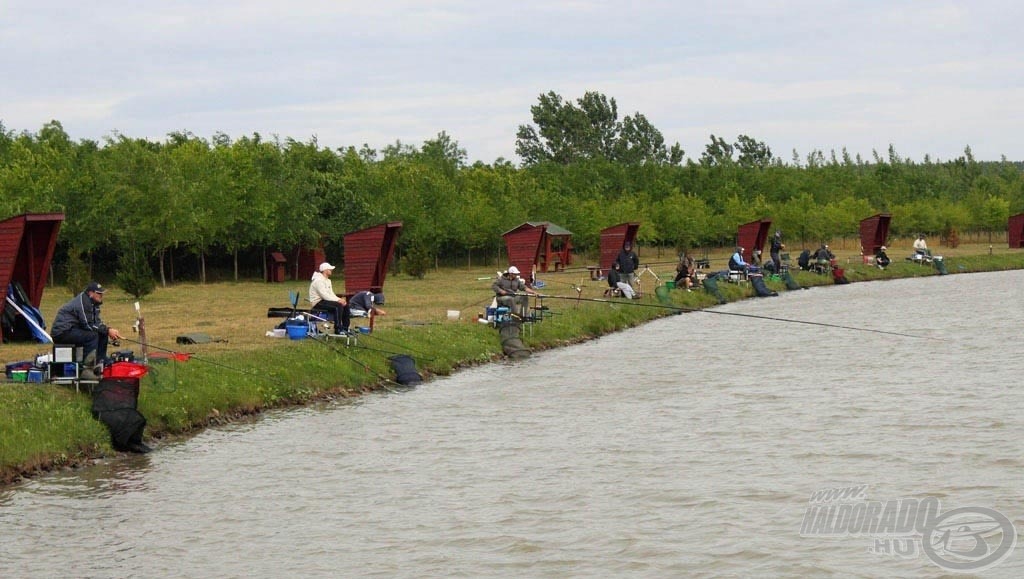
[2, 1, 1021, 164]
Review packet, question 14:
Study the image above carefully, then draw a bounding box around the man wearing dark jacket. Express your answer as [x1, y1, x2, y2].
[614, 241, 640, 287]
[770, 231, 785, 273]
[492, 266, 537, 318]
[51, 282, 123, 380]
[606, 262, 636, 299]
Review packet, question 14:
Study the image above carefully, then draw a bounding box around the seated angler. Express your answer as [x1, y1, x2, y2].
[673, 252, 696, 291]
[797, 248, 812, 271]
[728, 247, 749, 272]
[913, 234, 931, 257]
[309, 262, 351, 335]
[607, 261, 636, 299]
[815, 244, 835, 264]
[348, 290, 387, 319]
[50, 282, 124, 381]
[492, 266, 538, 318]
[874, 246, 891, 270]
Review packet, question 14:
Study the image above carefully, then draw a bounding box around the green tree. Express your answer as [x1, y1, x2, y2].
[735, 134, 773, 169]
[700, 135, 734, 167]
[516, 91, 681, 166]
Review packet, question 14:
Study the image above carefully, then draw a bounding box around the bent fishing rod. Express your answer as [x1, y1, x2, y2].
[532, 294, 941, 341]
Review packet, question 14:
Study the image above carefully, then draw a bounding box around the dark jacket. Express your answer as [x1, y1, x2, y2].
[348, 290, 376, 312]
[492, 276, 526, 296]
[614, 248, 639, 275]
[770, 236, 783, 253]
[797, 249, 811, 270]
[51, 292, 107, 337]
[607, 267, 622, 288]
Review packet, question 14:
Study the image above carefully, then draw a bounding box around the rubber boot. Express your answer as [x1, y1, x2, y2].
[80, 351, 99, 381]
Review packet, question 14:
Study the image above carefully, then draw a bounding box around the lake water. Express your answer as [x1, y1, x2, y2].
[2, 270, 1022, 577]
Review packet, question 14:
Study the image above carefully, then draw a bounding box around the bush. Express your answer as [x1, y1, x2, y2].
[402, 245, 432, 279]
[64, 249, 91, 293]
[115, 249, 156, 299]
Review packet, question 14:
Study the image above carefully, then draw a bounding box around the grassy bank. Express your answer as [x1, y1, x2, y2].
[2, 243, 1022, 485]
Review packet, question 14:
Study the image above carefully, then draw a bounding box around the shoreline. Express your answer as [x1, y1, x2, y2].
[2, 252, 1022, 487]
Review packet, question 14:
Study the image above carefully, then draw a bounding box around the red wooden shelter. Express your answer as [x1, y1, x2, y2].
[599, 222, 640, 272]
[502, 222, 573, 280]
[343, 222, 402, 294]
[737, 218, 772, 263]
[1009, 213, 1024, 248]
[0, 212, 64, 342]
[266, 252, 287, 283]
[859, 213, 892, 256]
[291, 241, 326, 281]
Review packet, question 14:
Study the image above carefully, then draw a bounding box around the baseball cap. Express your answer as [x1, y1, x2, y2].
[507, 266, 520, 275]
[85, 281, 106, 294]
[319, 262, 336, 272]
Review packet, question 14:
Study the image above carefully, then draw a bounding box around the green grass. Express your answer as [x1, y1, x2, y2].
[2, 246, 1022, 485]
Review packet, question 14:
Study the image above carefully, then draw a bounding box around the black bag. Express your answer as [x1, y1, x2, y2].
[92, 378, 146, 451]
[389, 355, 423, 386]
[749, 274, 778, 297]
[497, 320, 531, 359]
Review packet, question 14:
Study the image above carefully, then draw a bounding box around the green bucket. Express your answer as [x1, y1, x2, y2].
[665, 280, 676, 290]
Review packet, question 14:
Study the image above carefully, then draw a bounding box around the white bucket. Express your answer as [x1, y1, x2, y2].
[447, 309, 460, 321]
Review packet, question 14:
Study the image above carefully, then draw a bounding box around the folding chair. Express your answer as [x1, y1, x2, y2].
[50, 344, 96, 392]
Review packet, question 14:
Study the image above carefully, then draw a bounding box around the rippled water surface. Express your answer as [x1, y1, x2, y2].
[2, 271, 1022, 577]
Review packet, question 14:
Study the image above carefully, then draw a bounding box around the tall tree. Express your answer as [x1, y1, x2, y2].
[735, 134, 773, 168]
[516, 91, 681, 166]
[700, 134, 734, 167]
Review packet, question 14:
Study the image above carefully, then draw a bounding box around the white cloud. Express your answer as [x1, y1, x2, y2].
[2, 1, 1022, 162]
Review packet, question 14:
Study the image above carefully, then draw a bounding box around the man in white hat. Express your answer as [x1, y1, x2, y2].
[874, 245, 891, 270]
[309, 262, 350, 334]
[492, 265, 538, 318]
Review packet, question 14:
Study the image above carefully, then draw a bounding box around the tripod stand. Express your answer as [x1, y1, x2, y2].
[635, 264, 661, 297]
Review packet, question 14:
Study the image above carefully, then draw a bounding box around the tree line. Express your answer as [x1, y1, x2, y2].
[1, 91, 1022, 289]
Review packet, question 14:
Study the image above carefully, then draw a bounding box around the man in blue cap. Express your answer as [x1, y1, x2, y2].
[348, 290, 387, 318]
[51, 282, 124, 381]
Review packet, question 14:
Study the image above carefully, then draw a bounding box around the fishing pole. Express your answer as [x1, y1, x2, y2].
[555, 260, 682, 277]
[352, 329, 437, 361]
[536, 294, 940, 341]
[307, 335, 404, 392]
[348, 338, 435, 362]
[118, 337, 290, 387]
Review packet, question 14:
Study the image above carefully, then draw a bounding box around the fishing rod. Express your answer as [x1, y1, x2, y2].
[535, 294, 940, 341]
[308, 335, 405, 392]
[344, 338, 434, 362]
[357, 332, 437, 361]
[555, 260, 682, 276]
[118, 337, 290, 387]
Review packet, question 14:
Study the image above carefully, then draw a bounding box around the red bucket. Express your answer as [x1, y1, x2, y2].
[102, 361, 150, 379]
